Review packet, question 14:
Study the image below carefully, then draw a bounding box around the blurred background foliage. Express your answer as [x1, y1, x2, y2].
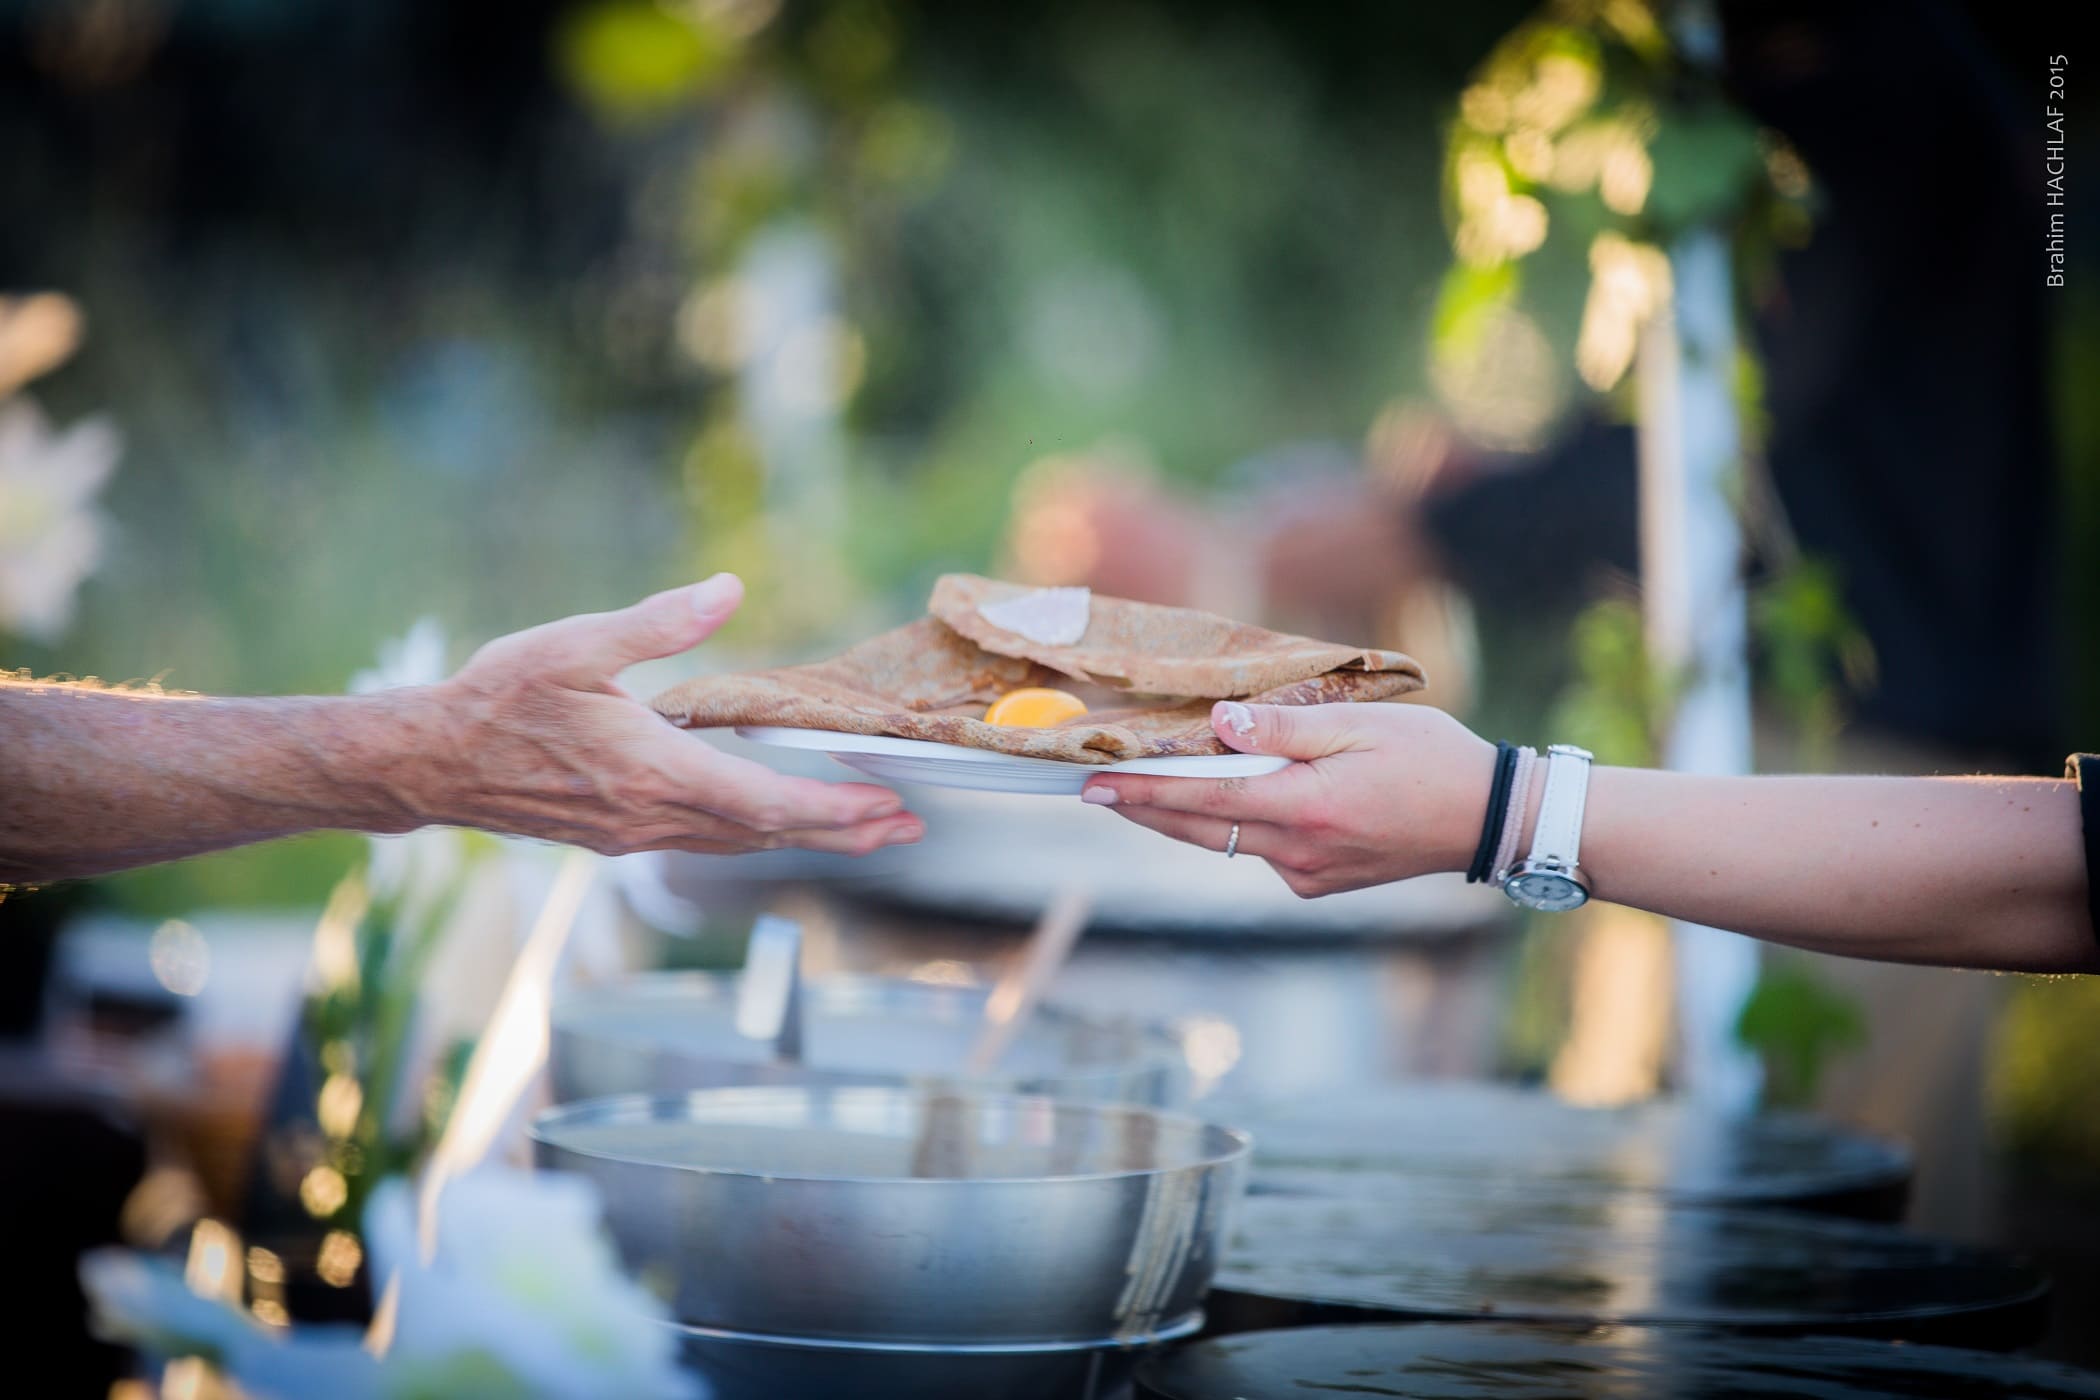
[1733, 957, 1866, 1110]
[3, 0, 2099, 1168]
[2, 0, 1546, 911]
[1429, 0, 1803, 423]
[1995, 973, 2100, 1183]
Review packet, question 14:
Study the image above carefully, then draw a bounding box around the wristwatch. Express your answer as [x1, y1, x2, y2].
[1504, 743, 1594, 912]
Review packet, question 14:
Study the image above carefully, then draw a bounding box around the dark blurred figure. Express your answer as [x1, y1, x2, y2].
[1042, 0, 2062, 770]
[0, 1092, 145, 1389]
[1725, 0, 2055, 762]
[1434, 0, 2059, 766]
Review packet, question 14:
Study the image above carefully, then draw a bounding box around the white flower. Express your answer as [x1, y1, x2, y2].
[78, 1170, 701, 1399]
[0, 395, 119, 642]
[79, 1251, 383, 1400]
[225, 1329, 384, 1400]
[79, 1248, 258, 1361]
[364, 815, 473, 923]
[349, 616, 449, 695]
[350, 616, 469, 916]
[366, 1171, 702, 1400]
[607, 850, 703, 945]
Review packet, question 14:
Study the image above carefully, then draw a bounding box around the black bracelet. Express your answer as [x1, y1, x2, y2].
[1467, 741, 1519, 884]
[2069, 754, 2099, 949]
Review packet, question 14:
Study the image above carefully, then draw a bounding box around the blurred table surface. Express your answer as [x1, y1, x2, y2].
[1223, 1081, 1913, 1217]
[1135, 1324, 2100, 1400]
[20, 910, 306, 1223]
[1207, 1188, 2048, 1350]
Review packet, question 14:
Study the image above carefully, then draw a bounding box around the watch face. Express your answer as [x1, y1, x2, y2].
[1508, 871, 1589, 912]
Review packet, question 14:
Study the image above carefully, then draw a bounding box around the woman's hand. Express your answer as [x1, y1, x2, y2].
[1079, 700, 1495, 896]
[420, 574, 922, 858]
[1080, 700, 2100, 975]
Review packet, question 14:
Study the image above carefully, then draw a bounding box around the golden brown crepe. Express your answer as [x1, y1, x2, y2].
[650, 574, 1425, 764]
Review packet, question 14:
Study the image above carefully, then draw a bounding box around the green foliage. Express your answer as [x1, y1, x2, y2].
[1733, 958, 1866, 1109]
[16, 4, 1548, 923]
[1750, 557, 1876, 768]
[2058, 280, 2100, 748]
[566, 0, 954, 644]
[1641, 107, 1768, 232]
[555, 0, 741, 119]
[1432, 260, 1524, 355]
[1546, 581, 1873, 1107]
[543, 2, 1527, 645]
[1546, 595, 1672, 767]
[1433, 0, 1810, 406]
[288, 857, 476, 1233]
[95, 834, 365, 919]
[1990, 976, 2100, 1178]
[1498, 920, 1577, 1081]
[392, 1352, 523, 1400]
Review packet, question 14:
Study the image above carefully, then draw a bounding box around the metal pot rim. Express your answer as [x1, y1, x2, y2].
[654, 1310, 1206, 1354]
[530, 1085, 1251, 1187]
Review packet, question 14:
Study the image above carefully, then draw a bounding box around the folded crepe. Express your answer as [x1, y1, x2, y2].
[650, 574, 1425, 764]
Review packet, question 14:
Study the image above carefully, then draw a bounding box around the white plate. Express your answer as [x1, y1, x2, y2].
[734, 726, 1290, 795]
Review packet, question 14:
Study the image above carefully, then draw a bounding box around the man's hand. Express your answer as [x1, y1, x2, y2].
[415, 574, 922, 857]
[0, 574, 919, 883]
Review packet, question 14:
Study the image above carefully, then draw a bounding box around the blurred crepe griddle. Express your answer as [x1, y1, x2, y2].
[649, 574, 1424, 765]
[857, 786, 1507, 940]
[634, 737, 1507, 941]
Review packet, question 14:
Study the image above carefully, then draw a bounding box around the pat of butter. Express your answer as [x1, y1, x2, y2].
[978, 587, 1090, 646]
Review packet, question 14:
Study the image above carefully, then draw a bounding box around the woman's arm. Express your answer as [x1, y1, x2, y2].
[1576, 767, 2088, 973]
[1, 576, 921, 884]
[1079, 702, 2096, 974]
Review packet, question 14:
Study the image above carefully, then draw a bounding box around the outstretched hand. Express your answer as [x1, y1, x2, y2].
[1079, 700, 1494, 896]
[425, 574, 922, 857]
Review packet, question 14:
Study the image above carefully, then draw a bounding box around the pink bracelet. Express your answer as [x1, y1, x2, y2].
[1488, 746, 1538, 888]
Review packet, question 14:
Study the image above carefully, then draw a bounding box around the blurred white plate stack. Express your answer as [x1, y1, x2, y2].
[735, 726, 1291, 796]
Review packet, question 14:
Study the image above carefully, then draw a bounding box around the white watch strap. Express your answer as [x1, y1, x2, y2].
[1526, 745, 1592, 870]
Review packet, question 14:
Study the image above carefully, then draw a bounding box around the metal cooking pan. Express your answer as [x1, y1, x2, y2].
[549, 972, 1190, 1107]
[530, 1085, 1249, 1349]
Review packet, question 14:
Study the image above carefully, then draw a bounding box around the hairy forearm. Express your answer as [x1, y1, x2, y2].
[0, 681, 448, 882]
[1560, 768, 2094, 973]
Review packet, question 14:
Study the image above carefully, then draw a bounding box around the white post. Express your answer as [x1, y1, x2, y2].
[1636, 228, 1764, 1111]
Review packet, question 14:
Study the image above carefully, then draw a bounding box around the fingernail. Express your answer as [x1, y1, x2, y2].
[885, 822, 925, 846]
[1081, 786, 1119, 806]
[1215, 701, 1256, 736]
[868, 796, 905, 820]
[690, 573, 740, 616]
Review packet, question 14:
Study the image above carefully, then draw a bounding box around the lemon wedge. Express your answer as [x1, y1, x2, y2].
[984, 688, 1088, 728]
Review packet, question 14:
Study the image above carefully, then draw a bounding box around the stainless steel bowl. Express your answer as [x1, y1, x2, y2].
[530, 1085, 1249, 1347]
[550, 972, 1189, 1107]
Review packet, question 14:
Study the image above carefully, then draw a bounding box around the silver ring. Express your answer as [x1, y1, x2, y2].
[1224, 822, 1241, 859]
